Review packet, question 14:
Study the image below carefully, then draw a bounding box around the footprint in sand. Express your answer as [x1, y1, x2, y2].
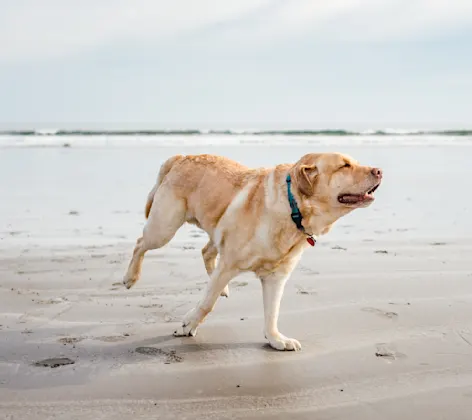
[233, 281, 248, 287]
[296, 286, 317, 295]
[164, 314, 178, 323]
[36, 297, 68, 305]
[139, 303, 163, 309]
[189, 230, 205, 238]
[362, 307, 398, 319]
[58, 337, 84, 345]
[375, 343, 406, 361]
[8, 230, 25, 236]
[34, 358, 75, 368]
[94, 335, 129, 343]
[135, 347, 183, 364]
[298, 265, 320, 275]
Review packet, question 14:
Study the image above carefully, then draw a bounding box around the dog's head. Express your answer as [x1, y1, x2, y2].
[291, 152, 382, 218]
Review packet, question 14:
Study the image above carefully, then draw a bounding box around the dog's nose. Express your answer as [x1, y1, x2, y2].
[371, 168, 382, 178]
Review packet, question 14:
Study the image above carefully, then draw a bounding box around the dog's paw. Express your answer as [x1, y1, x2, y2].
[173, 309, 199, 337]
[220, 285, 230, 298]
[173, 324, 198, 337]
[123, 276, 137, 289]
[266, 333, 302, 351]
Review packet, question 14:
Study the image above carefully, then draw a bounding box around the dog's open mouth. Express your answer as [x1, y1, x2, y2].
[338, 183, 380, 205]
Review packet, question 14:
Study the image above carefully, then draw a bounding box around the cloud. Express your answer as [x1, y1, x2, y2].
[0, 0, 273, 61]
[218, 0, 472, 45]
[323, 0, 472, 42]
[1, 0, 471, 62]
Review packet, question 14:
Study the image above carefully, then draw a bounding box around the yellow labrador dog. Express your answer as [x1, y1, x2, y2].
[123, 153, 382, 351]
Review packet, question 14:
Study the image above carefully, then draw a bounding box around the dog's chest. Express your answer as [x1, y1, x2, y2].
[252, 242, 305, 277]
[237, 231, 305, 274]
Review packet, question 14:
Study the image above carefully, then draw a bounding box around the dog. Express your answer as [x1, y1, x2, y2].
[123, 153, 382, 351]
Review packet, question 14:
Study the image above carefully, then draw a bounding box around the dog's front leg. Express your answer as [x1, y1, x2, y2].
[202, 240, 229, 298]
[261, 271, 301, 351]
[173, 263, 237, 337]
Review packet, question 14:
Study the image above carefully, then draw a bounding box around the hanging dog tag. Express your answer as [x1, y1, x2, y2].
[307, 236, 316, 246]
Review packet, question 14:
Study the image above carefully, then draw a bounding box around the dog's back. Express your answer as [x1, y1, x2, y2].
[145, 154, 259, 228]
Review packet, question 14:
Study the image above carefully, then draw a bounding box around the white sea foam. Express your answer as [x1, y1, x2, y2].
[34, 128, 60, 135]
[0, 133, 471, 148]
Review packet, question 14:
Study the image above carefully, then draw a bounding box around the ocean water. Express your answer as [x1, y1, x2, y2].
[0, 132, 471, 252]
[1, 129, 472, 148]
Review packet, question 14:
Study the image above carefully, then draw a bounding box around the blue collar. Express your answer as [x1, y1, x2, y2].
[286, 174, 304, 231]
[286, 174, 316, 246]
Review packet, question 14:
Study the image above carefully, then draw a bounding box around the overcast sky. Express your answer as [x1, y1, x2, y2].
[1, 0, 471, 129]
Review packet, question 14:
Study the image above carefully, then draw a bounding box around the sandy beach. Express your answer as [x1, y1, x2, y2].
[1, 140, 472, 419]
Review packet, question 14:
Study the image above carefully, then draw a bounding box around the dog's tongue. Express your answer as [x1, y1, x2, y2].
[341, 194, 365, 203]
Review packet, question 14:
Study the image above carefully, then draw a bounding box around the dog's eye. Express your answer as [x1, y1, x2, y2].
[343, 163, 351, 168]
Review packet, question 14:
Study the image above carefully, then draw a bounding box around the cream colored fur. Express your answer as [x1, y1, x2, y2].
[123, 153, 382, 351]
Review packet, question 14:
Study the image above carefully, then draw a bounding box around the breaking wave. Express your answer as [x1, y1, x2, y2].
[1, 128, 472, 148]
[1, 128, 472, 136]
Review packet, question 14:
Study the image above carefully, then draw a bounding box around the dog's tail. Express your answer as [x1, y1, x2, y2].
[144, 155, 184, 219]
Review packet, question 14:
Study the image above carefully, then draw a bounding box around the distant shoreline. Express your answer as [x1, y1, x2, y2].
[2, 129, 472, 136]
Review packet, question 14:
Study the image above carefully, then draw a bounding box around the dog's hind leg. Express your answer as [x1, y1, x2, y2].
[202, 240, 229, 297]
[123, 187, 186, 289]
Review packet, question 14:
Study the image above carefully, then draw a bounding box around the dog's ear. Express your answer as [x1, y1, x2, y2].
[297, 163, 319, 196]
